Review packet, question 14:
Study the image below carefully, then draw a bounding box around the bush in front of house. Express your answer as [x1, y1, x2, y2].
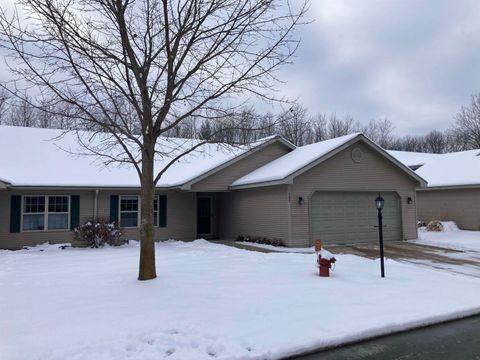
[236, 235, 285, 247]
[74, 218, 124, 247]
[426, 220, 444, 232]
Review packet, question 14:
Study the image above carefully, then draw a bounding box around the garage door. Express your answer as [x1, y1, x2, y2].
[310, 192, 402, 245]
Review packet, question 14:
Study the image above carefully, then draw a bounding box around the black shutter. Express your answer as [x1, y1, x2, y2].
[159, 195, 167, 227]
[70, 195, 80, 230]
[110, 195, 119, 224]
[10, 195, 21, 233]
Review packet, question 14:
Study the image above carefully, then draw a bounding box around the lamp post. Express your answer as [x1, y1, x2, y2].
[375, 194, 385, 278]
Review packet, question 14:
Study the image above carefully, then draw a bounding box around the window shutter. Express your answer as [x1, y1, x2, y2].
[10, 195, 21, 233]
[110, 195, 119, 225]
[159, 195, 167, 227]
[70, 195, 80, 230]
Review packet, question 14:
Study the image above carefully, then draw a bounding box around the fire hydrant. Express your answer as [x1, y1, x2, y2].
[319, 257, 336, 277]
[314, 239, 336, 277]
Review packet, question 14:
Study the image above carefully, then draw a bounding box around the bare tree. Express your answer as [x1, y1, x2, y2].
[327, 114, 359, 138]
[8, 96, 37, 127]
[362, 117, 395, 148]
[423, 130, 446, 153]
[451, 94, 480, 150]
[0, 88, 8, 125]
[0, 0, 308, 280]
[276, 103, 310, 146]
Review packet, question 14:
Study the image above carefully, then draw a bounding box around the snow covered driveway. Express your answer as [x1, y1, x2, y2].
[1, 240, 480, 360]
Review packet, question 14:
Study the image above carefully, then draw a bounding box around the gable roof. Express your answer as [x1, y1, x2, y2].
[232, 133, 427, 188]
[390, 149, 480, 189]
[0, 125, 293, 189]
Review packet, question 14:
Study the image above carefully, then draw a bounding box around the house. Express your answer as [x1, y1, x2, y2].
[390, 149, 480, 231]
[0, 126, 425, 249]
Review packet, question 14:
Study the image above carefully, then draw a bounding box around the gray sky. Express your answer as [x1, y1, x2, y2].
[2, 0, 480, 136]
[274, 0, 480, 135]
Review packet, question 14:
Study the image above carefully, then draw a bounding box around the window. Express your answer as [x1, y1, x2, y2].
[120, 196, 139, 228]
[118, 195, 162, 228]
[22, 196, 70, 231]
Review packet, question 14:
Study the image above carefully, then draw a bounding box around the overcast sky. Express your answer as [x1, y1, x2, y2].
[1, 1, 480, 136]
[274, 0, 480, 135]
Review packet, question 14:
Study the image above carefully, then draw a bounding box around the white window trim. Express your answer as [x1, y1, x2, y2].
[119, 195, 160, 228]
[21, 195, 71, 232]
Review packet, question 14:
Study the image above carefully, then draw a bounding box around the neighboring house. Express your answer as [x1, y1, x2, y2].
[390, 149, 480, 231]
[0, 126, 425, 249]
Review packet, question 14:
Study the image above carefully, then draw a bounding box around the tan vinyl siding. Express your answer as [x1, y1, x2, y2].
[288, 142, 418, 247]
[191, 142, 291, 192]
[0, 189, 94, 249]
[417, 188, 480, 230]
[96, 190, 197, 241]
[217, 185, 289, 242]
[0, 189, 197, 249]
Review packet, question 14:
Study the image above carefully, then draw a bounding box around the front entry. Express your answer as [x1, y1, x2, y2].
[197, 196, 212, 236]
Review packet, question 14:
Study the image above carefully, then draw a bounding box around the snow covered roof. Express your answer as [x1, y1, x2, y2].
[232, 133, 426, 188]
[387, 150, 442, 168]
[390, 149, 480, 188]
[0, 125, 290, 188]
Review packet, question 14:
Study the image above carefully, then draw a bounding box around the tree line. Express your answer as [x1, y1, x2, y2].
[1, 88, 480, 153]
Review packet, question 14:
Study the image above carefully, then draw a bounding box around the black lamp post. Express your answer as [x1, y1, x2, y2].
[375, 194, 385, 278]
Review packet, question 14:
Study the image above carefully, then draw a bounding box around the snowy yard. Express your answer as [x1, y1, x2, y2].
[413, 222, 480, 252]
[1, 240, 480, 360]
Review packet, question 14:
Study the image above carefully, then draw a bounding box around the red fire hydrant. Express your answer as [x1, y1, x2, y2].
[319, 257, 336, 277]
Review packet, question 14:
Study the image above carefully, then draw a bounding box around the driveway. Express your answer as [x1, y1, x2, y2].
[325, 241, 480, 277]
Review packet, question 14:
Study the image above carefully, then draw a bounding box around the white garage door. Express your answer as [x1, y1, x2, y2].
[310, 191, 402, 245]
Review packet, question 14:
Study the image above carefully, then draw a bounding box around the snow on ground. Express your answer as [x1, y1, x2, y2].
[1, 240, 480, 360]
[412, 222, 480, 252]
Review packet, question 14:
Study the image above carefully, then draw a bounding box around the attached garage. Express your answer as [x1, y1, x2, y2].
[231, 133, 427, 247]
[310, 191, 402, 244]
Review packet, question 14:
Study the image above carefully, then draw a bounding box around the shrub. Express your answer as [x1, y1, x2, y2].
[74, 218, 123, 247]
[426, 220, 444, 232]
[235, 235, 285, 247]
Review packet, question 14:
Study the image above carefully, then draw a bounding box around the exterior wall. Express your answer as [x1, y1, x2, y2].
[191, 142, 291, 192]
[417, 188, 480, 230]
[217, 185, 289, 243]
[96, 190, 196, 241]
[0, 189, 94, 249]
[288, 142, 419, 247]
[0, 189, 196, 249]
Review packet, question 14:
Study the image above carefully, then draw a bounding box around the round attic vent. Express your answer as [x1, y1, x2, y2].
[351, 148, 363, 163]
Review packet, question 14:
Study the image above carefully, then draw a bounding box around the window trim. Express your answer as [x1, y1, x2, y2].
[21, 195, 71, 232]
[118, 195, 161, 228]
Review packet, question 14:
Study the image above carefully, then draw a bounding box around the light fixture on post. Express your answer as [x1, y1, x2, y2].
[407, 196, 413, 204]
[375, 194, 385, 278]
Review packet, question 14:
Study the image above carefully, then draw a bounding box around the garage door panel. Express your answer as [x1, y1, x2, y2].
[310, 191, 402, 245]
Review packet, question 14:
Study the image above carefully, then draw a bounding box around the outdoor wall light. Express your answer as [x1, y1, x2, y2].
[407, 196, 413, 204]
[298, 196, 303, 205]
[375, 194, 385, 211]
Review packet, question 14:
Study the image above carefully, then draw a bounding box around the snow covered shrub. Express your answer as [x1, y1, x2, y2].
[426, 220, 443, 232]
[74, 218, 123, 247]
[236, 235, 285, 247]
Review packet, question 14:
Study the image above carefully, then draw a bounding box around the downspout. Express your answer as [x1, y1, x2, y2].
[94, 189, 99, 219]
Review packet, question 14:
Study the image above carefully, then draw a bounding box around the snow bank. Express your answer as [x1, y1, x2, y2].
[1, 240, 480, 360]
[413, 226, 480, 252]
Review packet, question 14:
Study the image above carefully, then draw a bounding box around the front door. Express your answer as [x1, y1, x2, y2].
[197, 197, 212, 235]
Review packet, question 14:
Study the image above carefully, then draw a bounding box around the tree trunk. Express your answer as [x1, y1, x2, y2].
[138, 140, 157, 280]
